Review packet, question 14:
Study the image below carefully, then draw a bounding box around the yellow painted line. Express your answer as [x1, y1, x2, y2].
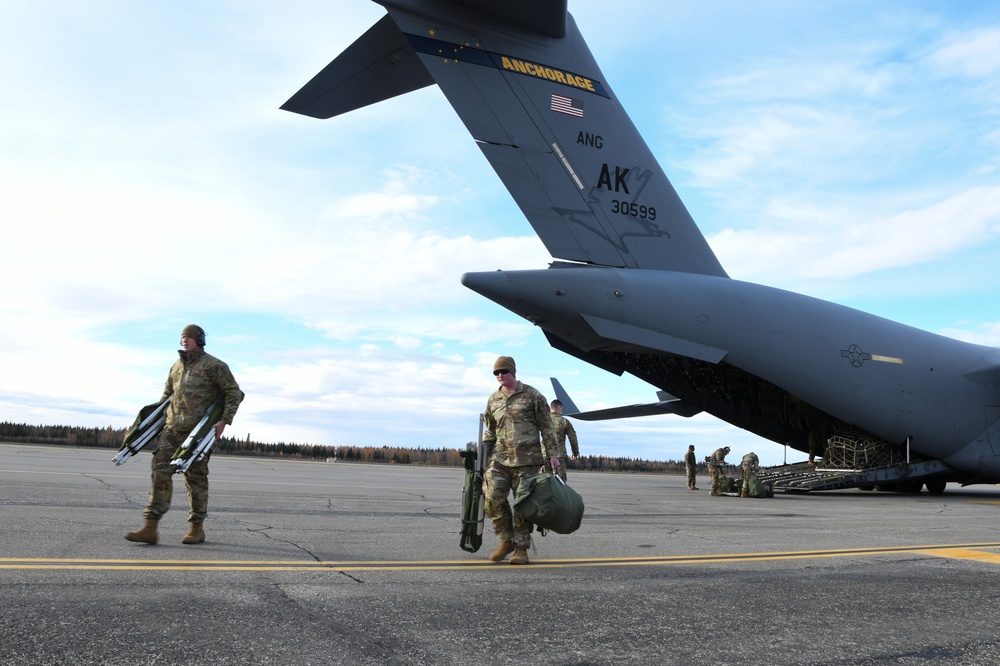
[918, 548, 1000, 565]
[3, 542, 1000, 572]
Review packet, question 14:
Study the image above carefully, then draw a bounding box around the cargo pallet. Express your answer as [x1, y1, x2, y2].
[756, 429, 953, 493]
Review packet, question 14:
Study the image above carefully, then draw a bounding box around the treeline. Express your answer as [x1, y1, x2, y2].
[0, 421, 695, 474]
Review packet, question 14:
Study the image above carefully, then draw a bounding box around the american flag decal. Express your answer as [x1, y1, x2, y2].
[551, 93, 584, 118]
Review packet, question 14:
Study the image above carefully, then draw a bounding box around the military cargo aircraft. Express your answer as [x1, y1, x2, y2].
[282, 0, 1000, 491]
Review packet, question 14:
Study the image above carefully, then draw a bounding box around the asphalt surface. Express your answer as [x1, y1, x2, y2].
[3, 443, 1000, 665]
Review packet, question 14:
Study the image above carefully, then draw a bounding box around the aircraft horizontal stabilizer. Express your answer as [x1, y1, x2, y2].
[550, 378, 702, 421]
[280, 14, 433, 119]
[563, 401, 702, 421]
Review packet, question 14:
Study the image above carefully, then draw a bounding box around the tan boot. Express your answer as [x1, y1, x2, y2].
[509, 547, 530, 565]
[488, 540, 514, 562]
[182, 522, 206, 545]
[125, 517, 159, 544]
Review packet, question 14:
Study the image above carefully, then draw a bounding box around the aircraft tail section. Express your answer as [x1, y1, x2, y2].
[283, 0, 727, 276]
[450, 0, 568, 39]
[280, 14, 434, 120]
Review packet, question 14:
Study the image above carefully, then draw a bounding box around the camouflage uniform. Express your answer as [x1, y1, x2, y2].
[144, 348, 243, 525]
[549, 412, 579, 481]
[740, 452, 760, 496]
[807, 427, 826, 464]
[483, 382, 557, 550]
[709, 446, 729, 495]
[684, 447, 697, 489]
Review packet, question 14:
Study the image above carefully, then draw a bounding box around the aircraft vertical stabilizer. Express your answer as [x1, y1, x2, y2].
[283, 0, 727, 277]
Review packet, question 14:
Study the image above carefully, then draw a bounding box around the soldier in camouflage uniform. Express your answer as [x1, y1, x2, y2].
[125, 325, 243, 545]
[482, 356, 559, 565]
[549, 399, 580, 481]
[740, 451, 760, 498]
[708, 446, 730, 496]
[684, 445, 698, 490]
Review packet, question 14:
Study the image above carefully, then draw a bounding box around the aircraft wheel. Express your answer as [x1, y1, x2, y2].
[858, 485, 875, 491]
[900, 480, 923, 493]
[925, 479, 947, 495]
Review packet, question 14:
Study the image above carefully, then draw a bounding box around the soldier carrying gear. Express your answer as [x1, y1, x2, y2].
[740, 452, 760, 498]
[125, 324, 243, 546]
[708, 446, 730, 496]
[481, 356, 559, 566]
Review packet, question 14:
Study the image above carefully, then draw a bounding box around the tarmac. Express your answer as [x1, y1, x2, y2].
[3, 442, 1000, 665]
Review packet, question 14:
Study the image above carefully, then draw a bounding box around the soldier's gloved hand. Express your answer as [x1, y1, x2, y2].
[549, 456, 561, 470]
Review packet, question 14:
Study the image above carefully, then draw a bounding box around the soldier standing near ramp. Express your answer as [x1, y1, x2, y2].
[549, 399, 579, 481]
[125, 325, 243, 546]
[708, 446, 730, 496]
[685, 445, 698, 490]
[482, 356, 559, 565]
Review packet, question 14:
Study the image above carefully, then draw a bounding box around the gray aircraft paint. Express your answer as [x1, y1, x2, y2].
[283, 0, 1000, 483]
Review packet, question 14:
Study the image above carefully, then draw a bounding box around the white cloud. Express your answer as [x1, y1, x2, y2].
[712, 185, 1000, 286]
[939, 321, 1000, 347]
[924, 27, 1000, 80]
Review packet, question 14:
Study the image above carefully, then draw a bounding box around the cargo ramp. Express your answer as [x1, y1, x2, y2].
[756, 459, 952, 493]
[754, 430, 954, 494]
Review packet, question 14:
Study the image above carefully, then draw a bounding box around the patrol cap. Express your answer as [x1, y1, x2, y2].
[493, 355, 516, 375]
[182, 324, 206, 347]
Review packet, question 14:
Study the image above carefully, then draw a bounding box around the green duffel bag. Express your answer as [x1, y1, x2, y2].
[748, 475, 772, 498]
[513, 471, 585, 534]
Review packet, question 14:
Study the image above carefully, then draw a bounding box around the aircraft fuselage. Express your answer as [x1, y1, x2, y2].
[462, 265, 1000, 475]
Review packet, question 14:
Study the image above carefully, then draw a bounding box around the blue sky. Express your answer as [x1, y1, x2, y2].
[2, 1, 1000, 466]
